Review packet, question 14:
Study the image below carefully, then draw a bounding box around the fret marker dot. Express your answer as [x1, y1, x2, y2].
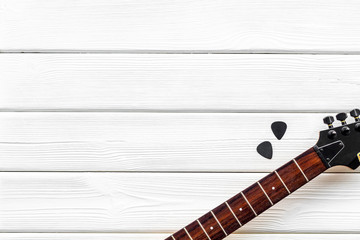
[239, 208, 243, 211]
[272, 187, 275, 190]
[210, 226, 214, 230]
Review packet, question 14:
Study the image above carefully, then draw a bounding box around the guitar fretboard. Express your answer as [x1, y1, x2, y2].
[165, 148, 327, 240]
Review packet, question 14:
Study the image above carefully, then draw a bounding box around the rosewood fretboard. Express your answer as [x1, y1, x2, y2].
[165, 147, 327, 240]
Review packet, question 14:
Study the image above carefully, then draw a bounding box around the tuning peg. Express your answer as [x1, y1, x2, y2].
[350, 109, 360, 122]
[336, 112, 348, 125]
[323, 116, 335, 128]
[351, 109, 360, 131]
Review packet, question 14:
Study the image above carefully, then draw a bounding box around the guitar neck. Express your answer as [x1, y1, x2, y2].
[166, 147, 328, 240]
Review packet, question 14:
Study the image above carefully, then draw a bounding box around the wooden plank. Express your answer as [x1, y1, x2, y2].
[1, 0, 360, 52]
[0, 172, 358, 232]
[0, 112, 345, 172]
[1, 54, 360, 111]
[0, 233, 359, 240]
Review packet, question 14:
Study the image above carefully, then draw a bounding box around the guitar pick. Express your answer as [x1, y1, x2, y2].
[256, 141, 273, 159]
[271, 121, 287, 140]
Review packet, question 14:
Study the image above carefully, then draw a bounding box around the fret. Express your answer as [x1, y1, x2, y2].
[198, 212, 227, 240]
[224, 202, 242, 227]
[185, 221, 208, 240]
[293, 159, 309, 182]
[240, 192, 258, 216]
[259, 172, 289, 204]
[167, 148, 327, 240]
[257, 182, 274, 205]
[172, 229, 192, 240]
[213, 203, 241, 234]
[210, 211, 227, 236]
[242, 183, 272, 215]
[197, 220, 211, 240]
[276, 160, 308, 193]
[274, 170, 291, 194]
[184, 228, 193, 240]
[227, 192, 256, 225]
[295, 148, 328, 181]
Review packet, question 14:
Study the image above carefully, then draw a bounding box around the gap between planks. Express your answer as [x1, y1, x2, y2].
[0, 233, 360, 239]
[5, 50, 360, 54]
[0, 109, 347, 113]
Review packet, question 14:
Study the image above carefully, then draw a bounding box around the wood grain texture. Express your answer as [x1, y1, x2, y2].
[1, 0, 360, 52]
[0, 112, 343, 172]
[0, 172, 359, 233]
[1, 234, 360, 240]
[2, 54, 360, 111]
[2, 0, 360, 238]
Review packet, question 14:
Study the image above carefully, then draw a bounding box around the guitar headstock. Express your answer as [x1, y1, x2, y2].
[315, 109, 360, 170]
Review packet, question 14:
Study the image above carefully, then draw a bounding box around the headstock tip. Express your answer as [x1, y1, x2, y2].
[347, 155, 360, 170]
[316, 109, 360, 170]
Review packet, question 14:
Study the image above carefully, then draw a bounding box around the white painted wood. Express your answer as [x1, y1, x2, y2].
[2, 1, 360, 238]
[0, 112, 347, 172]
[1, 54, 360, 111]
[0, 233, 359, 240]
[1, 0, 360, 52]
[0, 234, 167, 240]
[0, 172, 358, 233]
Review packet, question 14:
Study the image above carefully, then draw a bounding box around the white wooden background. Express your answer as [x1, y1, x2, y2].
[1, 0, 360, 239]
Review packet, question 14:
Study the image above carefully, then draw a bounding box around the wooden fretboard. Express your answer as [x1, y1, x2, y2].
[165, 147, 327, 240]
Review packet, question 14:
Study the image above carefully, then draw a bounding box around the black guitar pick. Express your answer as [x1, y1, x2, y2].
[256, 141, 273, 159]
[271, 121, 287, 140]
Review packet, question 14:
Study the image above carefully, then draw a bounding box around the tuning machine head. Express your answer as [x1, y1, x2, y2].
[336, 112, 348, 125]
[350, 109, 360, 122]
[323, 116, 334, 128]
[350, 109, 360, 131]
